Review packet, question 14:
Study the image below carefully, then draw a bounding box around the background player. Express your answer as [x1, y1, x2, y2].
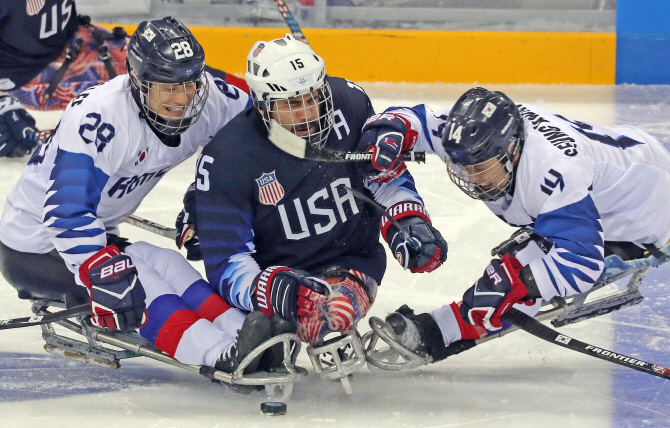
[0, 0, 248, 158]
[0, 0, 127, 157]
[0, 17, 279, 379]
[370, 87, 670, 363]
[176, 34, 448, 346]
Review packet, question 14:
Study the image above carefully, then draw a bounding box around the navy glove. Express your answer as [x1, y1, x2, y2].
[250, 266, 330, 323]
[357, 113, 418, 184]
[381, 202, 448, 273]
[175, 182, 201, 261]
[0, 96, 39, 158]
[460, 254, 534, 331]
[79, 245, 148, 331]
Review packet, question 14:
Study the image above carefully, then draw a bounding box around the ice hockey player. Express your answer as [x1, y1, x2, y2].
[0, 17, 282, 381]
[0, 0, 248, 158]
[371, 87, 670, 363]
[175, 34, 448, 347]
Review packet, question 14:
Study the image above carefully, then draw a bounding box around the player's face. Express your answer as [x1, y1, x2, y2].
[271, 91, 321, 137]
[146, 81, 197, 120]
[462, 156, 511, 192]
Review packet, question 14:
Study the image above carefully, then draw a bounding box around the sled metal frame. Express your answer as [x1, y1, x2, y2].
[30, 299, 307, 400]
[363, 245, 670, 371]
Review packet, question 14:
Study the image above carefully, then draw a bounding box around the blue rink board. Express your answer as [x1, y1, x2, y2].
[612, 85, 670, 427]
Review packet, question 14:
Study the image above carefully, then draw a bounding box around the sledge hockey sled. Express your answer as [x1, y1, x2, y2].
[362, 242, 670, 371]
[5, 281, 307, 400]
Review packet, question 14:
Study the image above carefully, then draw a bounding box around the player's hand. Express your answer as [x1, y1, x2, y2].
[175, 182, 201, 261]
[79, 245, 148, 331]
[0, 96, 39, 158]
[381, 202, 447, 273]
[460, 254, 534, 331]
[357, 113, 418, 184]
[250, 266, 330, 323]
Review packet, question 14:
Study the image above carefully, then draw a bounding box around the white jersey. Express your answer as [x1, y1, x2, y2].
[0, 73, 249, 280]
[391, 103, 670, 301]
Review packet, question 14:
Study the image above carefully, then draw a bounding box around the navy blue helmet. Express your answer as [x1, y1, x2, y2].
[127, 17, 209, 136]
[442, 88, 524, 201]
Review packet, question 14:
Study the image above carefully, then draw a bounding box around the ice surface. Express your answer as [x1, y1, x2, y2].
[1, 83, 669, 428]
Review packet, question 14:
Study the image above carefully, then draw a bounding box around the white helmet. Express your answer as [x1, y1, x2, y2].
[245, 34, 333, 148]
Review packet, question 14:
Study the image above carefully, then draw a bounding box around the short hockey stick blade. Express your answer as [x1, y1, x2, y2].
[501, 308, 670, 380]
[0, 304, 89, 330]
[272, 0, 310, 45]
[124, 215, 177, 240]
[267, 119, 425, 162]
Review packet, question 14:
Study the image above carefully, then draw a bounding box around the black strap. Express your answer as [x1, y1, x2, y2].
[91, 27, 127, 80]
[642, 243, 670, 261]
[43, 38, 83, 100]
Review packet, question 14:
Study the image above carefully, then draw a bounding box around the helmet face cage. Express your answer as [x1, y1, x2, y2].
[253, 81, 334, 148]
[446, 150, 515, 202]
[132, 71, 209, 136]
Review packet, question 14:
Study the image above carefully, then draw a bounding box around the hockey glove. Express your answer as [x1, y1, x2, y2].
[79, 245, 148, 331]
[0, 96, 39, 158]
[357, 113, 418, 184]
[381, 202, 448, 273]
[460, 254, 535, 331]
[250, 266, 330, 324]
[175, 182, 201, 261]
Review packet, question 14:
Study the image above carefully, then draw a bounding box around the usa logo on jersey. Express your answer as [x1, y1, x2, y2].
[27, 0, 46, 16]
[256, 171, 285, 206]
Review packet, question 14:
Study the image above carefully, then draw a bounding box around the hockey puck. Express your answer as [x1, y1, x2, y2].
[261, 401, 287, 416]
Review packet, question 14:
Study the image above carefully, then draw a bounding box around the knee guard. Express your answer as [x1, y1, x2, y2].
[297, 269, 377, 344]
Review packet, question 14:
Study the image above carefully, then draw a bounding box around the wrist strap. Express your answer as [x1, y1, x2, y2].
[380, 202, 431, 241]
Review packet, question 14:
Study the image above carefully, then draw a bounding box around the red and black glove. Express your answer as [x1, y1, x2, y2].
[381, 202, 448, 273]
[79, 245, 148, 331]
[357, 113, 418, 184]
[460, 254, 535, 331]
[250, 266, 330, 323]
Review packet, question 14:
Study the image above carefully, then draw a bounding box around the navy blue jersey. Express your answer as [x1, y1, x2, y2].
[195, 76, 426, 310]
[0, 0, 78, 89]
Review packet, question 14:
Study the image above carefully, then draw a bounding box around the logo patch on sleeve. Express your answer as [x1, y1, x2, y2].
[256, 171, 285, 206]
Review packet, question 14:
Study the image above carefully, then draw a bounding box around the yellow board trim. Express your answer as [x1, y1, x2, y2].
[101, 25, 615, 85]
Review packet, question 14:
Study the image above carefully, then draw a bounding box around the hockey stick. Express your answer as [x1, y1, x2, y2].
[344, 186, 420, 251]
[0, 304, 89, 330]
[272, 0, 310, 45]
[124, 214, 176, 240]
[268, 119, 425, 163]
[501, 307, 670, 380]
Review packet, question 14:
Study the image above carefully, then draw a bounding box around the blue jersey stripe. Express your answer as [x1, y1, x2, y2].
[49, 216, 97, 230]
[55, 228, 106, 239]
[542, 259, 561, 295]
[62, 244, 104, 254]
[44, 149, 108, 223]
[553, 259, 590, 292]
[386, 105, 436, 152]
[553, 238, 603, 262]
[555, 249, 601, 271]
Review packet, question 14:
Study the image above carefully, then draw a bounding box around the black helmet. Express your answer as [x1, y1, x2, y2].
[442, 87, 524, 201]
[127, 17, 209, 136]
